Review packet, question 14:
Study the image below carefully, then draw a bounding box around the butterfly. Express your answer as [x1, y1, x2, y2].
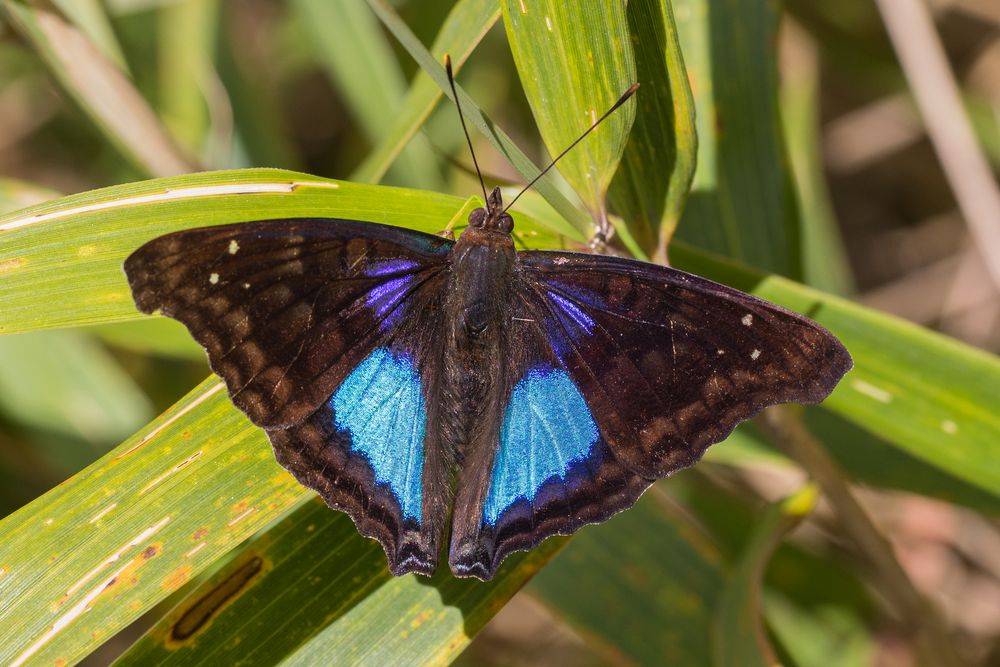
[123, 183, 851, 580]
[123, 62, 851, 580]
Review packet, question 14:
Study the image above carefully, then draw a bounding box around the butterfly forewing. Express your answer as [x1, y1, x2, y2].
[518, 250, 852, 478]
[125, 219, 452, 428]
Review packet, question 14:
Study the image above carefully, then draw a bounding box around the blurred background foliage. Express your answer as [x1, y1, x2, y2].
[0, 0, 998, 665]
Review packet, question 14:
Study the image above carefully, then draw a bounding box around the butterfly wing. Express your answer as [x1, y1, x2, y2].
[449, 250, 851, 579]
[266, 309, 450, 576]
[518, 251, 852, 477]
[125, 219, 453, 575]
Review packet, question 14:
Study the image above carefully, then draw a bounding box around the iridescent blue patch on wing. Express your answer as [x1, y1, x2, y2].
[483, 367, 599, 526]
[332, 347, 425, 521]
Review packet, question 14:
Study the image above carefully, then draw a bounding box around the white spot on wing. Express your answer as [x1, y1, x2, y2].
[717, 349, 725, 356]
[741, 313, 753, 327]
[242, 282, 251, 289]
[228, 240, 240, 255]
[209, 273, 219, 285]
[750, 349, 761, 360]
[851, 379, 892, 404]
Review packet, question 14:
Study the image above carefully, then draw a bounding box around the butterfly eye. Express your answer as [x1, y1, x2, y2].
[468, 208, 486, 228]
[497, 214, 514, 234]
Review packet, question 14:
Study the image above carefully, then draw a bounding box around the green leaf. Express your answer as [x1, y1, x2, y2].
[157, 0, 221, 162]
[661, 470, 878, 666]
[765, 592, 875, 667]
[672, 0, 800, 278]
[779, 23, 853, 295]
[0, 169, 566, 335]
[1, 0, 196, 177]
[352, 0, 501, 185]
[0, 330, 151, 445]
[365, 0, 593, 238]
[713, 486, 817, 667]
[529, 488, 726, 665]
[291, 0, 442, 190]
[608, 0, 697, 260]
[92, 318, 207, 361]
[501, 0, 636, 224]
[115, 498, 562, 665]
[804, 410, 1000, 515]
[706, 416, 1000, 516]
[0, 378, 299, 667]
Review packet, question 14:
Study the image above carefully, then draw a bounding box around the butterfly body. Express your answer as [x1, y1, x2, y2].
[124, 186, 852, 580]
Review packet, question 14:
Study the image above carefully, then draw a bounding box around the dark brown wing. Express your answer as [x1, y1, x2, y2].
[125, 219, 454, 575]
[518, 250, 852, 479]
[125, 219, 452, 428]
[448, 250, 850, 580]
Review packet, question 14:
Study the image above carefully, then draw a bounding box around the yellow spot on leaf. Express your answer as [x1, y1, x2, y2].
[163, 565, 194, 590]
[0, 258, 25, 273]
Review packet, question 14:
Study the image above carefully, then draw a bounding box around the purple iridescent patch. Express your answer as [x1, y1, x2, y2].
[367, 275, 416, 329]
[365, 258, 421, 277]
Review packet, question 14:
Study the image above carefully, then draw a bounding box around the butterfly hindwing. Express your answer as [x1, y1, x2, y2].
[125, 219, 454, 575]
[268, 319, 449, 576]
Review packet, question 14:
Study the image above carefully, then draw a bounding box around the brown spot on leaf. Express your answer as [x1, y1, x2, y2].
[170, 556, 264, 642]
[193, 527, 209, 541]
[143, 545, 159, 560]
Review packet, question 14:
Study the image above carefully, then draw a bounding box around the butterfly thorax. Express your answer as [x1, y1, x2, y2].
[439, 205, 517, 446]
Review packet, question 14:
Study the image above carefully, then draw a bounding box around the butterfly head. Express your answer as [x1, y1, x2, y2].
[468, 186, 514, 236]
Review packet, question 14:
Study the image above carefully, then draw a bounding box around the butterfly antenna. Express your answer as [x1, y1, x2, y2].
[445, 54, 490, 208]
[503, 83, 640, 213]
